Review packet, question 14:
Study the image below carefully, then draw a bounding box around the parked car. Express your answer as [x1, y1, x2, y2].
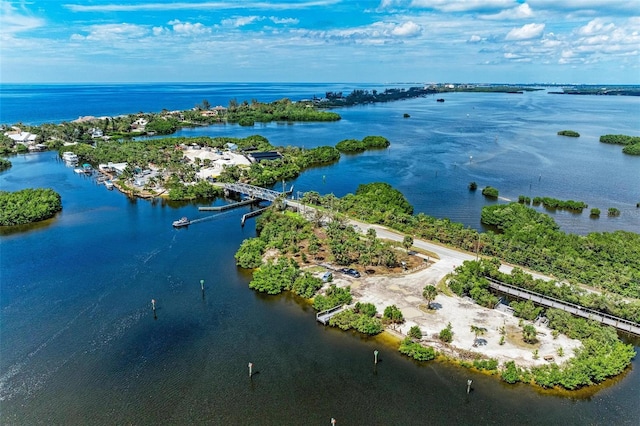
[341, 268, 361, 278]
[322, 271, 333, 282]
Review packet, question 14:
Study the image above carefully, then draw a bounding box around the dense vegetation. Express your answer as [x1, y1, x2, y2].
[335, 136, 390, 153]
[307, 185, 639, 300]
[226, 98, 340, 126]
[399, 338, 436, 361]
[247, 257, 324, 299]
[557, 130, 580, 137]
[0, 158, 11, 171]
[449, 260, 636, 390]
[481, 186, 499, 198]
[599, 134, 640, 156]
[479, 203, 640, 298]
[319, 87, 436, 107]
[338, 182, 413, 223]
[328, 302, 383, 335]
[0, 188, 62, 225]
[531, 196, 588, 211]
[451, 258, 640, 324]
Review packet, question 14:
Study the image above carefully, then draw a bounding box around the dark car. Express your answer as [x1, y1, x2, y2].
[341, 268, 360, 278]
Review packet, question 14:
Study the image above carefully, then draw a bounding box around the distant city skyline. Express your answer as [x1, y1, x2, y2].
[1, 0, 638, 84]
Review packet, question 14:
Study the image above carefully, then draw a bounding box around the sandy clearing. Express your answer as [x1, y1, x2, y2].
[328, 262, 582, 369]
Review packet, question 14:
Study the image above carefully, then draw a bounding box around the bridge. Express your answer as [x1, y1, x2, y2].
[486, 277, 640, 336]
[222, 182, 290, 202]
[316, 305, 345, 325]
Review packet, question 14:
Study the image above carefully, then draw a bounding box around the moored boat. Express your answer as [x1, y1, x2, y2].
[104, 180, 114, 190]
[172, 217, 190, 227]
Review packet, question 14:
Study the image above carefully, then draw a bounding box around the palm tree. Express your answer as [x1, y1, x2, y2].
[522, 324, 537, 344]
[470, 325, 487, 347]
[402, 235, 413, 253]
[422, 285, 437, 309]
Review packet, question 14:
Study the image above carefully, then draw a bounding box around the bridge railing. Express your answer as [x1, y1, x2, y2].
[223, 182, 283, 202]
[485, 277, 639, 333]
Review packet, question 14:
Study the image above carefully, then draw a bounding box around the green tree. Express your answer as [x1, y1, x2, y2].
[383, 305, 404, 324]
[470, 325, 487, 347]
[422, 285, 437, 309]
[439, 322, 453, 343]
[522, 324, 538, 344]
[408, 325, 422, 340]
[402, 235, 414, 252]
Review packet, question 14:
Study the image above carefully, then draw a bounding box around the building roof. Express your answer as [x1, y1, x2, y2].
[248, 151, 283, 162]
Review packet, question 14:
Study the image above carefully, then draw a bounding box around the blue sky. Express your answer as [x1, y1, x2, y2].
[1, 0, 638, 83]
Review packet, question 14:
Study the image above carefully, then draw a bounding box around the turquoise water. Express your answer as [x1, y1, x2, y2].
[1, 84, 639, 424]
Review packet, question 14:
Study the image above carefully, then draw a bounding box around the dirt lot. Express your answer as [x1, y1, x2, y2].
[321, 259, 582, 369]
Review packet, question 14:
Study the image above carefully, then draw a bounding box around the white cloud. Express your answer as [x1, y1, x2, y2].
[391, 21, 421, 37]
[64, 1, 341, 13]
[221, 16, 264, 28]
[468, 35, 482, 43]
[70, 23, 149, 42]
[407, 0, 517, 13]
[528, 0, 639, 16]
[0, 1, 45, 35]
[576, 18, 615, 36]
[505, 23, 545, 40]
[167, 20, 211, 35]
[482, 3, 534, 20]
[270, 17, 299, 25]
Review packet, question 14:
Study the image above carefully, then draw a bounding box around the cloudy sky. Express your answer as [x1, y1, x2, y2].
[1, 0, 638, 84]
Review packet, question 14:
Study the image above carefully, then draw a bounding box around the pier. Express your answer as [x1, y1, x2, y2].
[316, 305, 345, 325]
[241, 207, 269, 226]
[486, 277, 640, 336]
[198, 198, 258, 211]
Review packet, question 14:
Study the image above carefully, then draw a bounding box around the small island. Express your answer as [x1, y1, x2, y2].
[600, 134, 640, 156]
[0, 188, 62, 226]
[557, 130, 580, 137]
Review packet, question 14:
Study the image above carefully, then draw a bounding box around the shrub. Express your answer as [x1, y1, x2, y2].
[468, 181, 478, 191]
[408, 325, 422, 340]
[590, 208, 600, 217]
[608, 207, 620, 217]
[398, 338, 435, 361]
[313, 284, 353, 311]
[353, 302, 377, 317]
[482, 186, 499, 198]
[0, 158, 11, 171]
[473, 358, 499, 371]
[383, 305, 404, 323]
[501, 361, 522, 384]
[439, 323, 453, 343]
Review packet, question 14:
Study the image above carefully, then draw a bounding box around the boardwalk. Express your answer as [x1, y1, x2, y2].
[316, 305, 345, 325]
[486, 277, 640, 336]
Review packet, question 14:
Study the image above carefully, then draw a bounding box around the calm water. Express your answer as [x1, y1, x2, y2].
[1, 84, 639, 424]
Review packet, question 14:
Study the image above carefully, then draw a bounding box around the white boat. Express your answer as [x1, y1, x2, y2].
[74, 167, 85, 174]
[172, 217, 190, 227]
[104, 180, 114, 190]
[62, 152, 78, 163]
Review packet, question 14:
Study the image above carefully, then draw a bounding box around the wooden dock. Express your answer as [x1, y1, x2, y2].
[316, 305, 345, 325]
[241, 207, 269, 226]
[486, 277, 640, 336]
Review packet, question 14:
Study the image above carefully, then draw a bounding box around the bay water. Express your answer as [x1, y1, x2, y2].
[1, 84, 639, 424]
